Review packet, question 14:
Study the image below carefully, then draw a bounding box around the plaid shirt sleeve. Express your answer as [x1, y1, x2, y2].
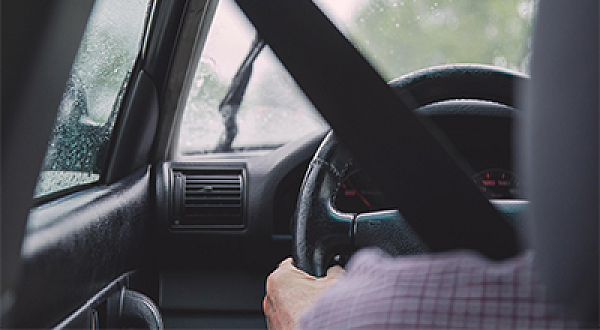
[298, 249, 576, 329]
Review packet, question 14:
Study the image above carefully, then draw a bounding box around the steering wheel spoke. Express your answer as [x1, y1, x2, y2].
[354, 210, 428, 256]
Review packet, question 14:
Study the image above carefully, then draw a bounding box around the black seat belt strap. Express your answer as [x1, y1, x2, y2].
[234, 0, 519, 260]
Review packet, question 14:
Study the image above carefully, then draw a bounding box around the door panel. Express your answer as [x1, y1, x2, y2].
[7, 168, 151, 328]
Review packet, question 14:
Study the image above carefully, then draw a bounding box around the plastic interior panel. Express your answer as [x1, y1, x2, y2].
[8, 168, 151, 328]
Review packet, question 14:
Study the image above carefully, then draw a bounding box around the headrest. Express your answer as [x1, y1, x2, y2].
[520, 0, 598, 325]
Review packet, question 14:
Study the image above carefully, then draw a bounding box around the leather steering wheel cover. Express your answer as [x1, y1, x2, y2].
[293, 64, 525, 277]
[389, 64, 527, 109]
[293, 132, 354, 277]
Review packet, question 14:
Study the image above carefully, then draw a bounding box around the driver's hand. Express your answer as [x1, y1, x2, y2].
[263, 258, 344, 330]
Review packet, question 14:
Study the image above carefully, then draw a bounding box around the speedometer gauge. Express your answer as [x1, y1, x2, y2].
[334, 172, 388, 213]
[473, 169, 520, 199]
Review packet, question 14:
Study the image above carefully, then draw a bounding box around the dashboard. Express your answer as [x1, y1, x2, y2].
[156, 99, 518, 240]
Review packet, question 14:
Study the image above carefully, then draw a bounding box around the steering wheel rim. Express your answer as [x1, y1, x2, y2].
[293, 64, 528, 277]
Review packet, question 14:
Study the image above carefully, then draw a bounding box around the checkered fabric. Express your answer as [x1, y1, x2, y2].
[298, 249, 576, 329]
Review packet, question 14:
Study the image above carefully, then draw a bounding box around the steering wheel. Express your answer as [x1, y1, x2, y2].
[292, 64, 528, 277]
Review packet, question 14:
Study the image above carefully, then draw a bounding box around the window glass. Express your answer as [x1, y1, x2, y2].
[34, 0, 151, 198]
[177, 0, 327, 156]
[315, 0, 534, 80]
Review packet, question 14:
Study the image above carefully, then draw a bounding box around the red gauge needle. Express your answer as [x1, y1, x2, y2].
[346, 180, 371, 208]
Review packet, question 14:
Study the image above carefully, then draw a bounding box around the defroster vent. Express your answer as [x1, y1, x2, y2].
[172, 168, 245, 228]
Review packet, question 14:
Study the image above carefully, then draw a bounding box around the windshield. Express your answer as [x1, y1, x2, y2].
[316, 0, 534, 80]
[177, 0, 533, 156]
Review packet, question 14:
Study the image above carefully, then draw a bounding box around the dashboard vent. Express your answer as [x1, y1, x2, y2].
[172, 168, 245, 229]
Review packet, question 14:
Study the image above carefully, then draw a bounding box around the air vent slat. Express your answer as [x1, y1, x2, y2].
[187, 189, 239, 193]
[185, 204, 241, 209]
[186, 200, 241, 205]
[187, 186, 238, 190]
[185, 175, 239, 179]
[186, 179, 240, 183]
[186, 195, 241, 199]
[172, 168, 245, 228]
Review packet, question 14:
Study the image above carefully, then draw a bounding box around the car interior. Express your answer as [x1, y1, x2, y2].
[2, 0, 597, 329]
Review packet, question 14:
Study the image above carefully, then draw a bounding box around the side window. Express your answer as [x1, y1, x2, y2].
[34, 0, 151, 199]
[177, 0, 327, 156]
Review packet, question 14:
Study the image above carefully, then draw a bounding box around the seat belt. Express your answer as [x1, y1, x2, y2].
[234, 0, 520, 260]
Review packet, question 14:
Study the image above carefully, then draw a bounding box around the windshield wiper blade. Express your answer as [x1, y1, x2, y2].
[215, 35, 266, 152]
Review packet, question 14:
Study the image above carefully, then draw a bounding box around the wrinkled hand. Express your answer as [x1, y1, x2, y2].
[263, 258, 344, 330]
